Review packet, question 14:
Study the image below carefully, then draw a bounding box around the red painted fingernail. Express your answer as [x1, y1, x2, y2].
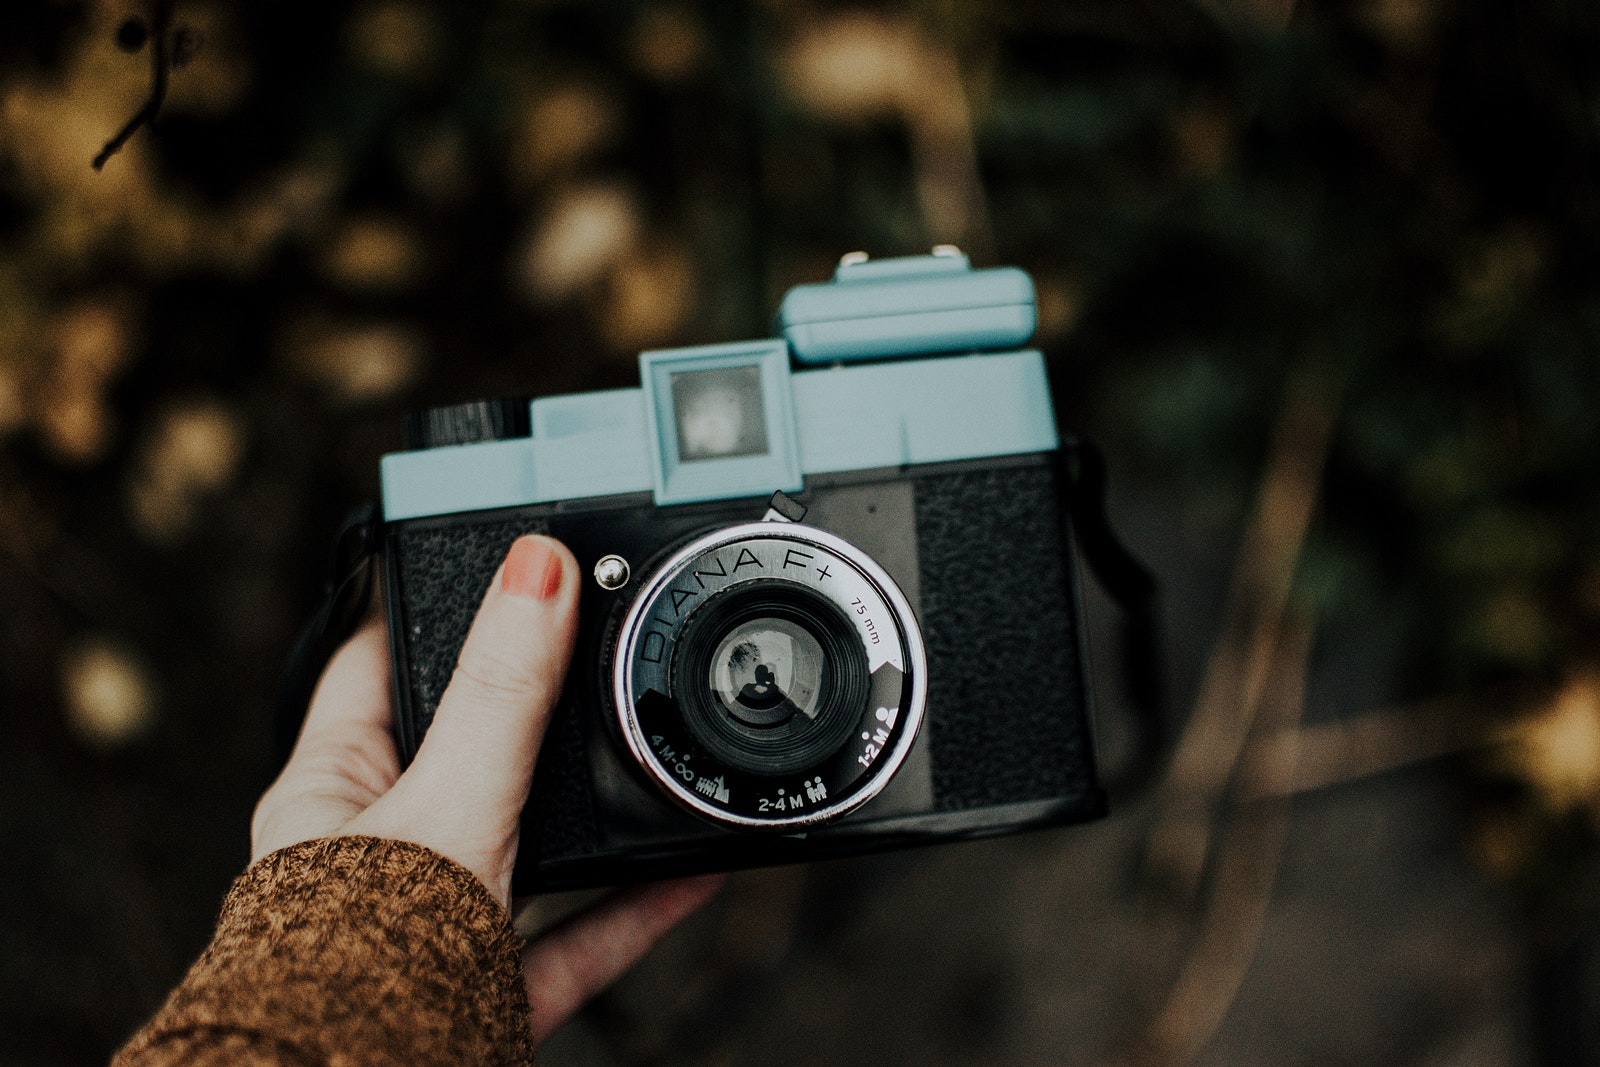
[501, 536, 564, 601]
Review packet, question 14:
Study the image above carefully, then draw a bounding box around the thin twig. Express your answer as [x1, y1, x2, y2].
[1111, 614, 1315, 1067]
[93, 2, 176, 171]
[1236, 685, 1549, 800]
[1142, 359, 1342, 899]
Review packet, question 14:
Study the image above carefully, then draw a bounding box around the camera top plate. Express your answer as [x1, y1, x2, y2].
[380, 253, 1056, 521]
[380, 351, 1059, 521]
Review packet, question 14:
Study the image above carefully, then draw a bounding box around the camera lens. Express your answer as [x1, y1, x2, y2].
[674, 582, 868, 777]
[613, 522, 926, 831]
[710, 619, 822, 725]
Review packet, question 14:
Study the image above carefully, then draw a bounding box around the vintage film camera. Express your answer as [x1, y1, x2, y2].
[379, 248, 1108, 893]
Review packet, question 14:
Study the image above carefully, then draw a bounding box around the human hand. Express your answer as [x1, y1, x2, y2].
[251, 533, 724, 1042]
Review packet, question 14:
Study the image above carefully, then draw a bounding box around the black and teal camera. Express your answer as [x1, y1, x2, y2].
[380, 248, 1107, 893]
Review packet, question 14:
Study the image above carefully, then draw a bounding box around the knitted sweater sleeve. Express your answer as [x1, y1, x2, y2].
[112, 836, 536, 1067]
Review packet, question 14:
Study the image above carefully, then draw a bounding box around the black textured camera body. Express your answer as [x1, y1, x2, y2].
[385, 451, 1106, 894]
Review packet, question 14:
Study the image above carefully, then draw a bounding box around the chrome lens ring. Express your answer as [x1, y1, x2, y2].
[612, 522, 927, 831]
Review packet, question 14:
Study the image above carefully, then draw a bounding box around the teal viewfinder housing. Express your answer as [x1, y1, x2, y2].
[380, 249, 1053, 517]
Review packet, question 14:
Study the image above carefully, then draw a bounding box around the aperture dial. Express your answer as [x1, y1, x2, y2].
[613, 522, 926, 831]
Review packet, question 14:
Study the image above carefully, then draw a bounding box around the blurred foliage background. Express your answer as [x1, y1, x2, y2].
[3, 0, 1600, 1064]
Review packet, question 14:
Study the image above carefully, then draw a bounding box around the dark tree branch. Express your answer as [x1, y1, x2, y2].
[92, 1, 176, 171]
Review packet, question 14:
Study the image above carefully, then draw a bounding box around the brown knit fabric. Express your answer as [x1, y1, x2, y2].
[112, 836, 535, 1067]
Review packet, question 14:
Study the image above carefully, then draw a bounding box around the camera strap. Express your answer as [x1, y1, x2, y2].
[273, 502, 382, 767]
[1058, 436, 1166, 793]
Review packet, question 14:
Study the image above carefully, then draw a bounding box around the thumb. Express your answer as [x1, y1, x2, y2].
[348, 534, 579, 899]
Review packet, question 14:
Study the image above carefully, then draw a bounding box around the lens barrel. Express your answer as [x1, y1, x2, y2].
[611, 522, 925, 831]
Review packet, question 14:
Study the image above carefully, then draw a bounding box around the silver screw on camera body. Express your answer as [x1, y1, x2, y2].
[593, 554, 630, 591]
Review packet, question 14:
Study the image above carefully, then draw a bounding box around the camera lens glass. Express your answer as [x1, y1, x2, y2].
[674, 582, 868, 777]
[711, 619, 821, 725]
[613, 523, 926, 831]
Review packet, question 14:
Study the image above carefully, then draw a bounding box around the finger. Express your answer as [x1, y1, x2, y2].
[403, 534, 579, 813]
[252, 618, 399, 859]
[290, 615, 397, 772]
[349, 535, 580, 898]
[521, 874, 727, 1045]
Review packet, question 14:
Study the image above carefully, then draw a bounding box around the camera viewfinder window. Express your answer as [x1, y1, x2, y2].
[670, 365, 770, 462]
